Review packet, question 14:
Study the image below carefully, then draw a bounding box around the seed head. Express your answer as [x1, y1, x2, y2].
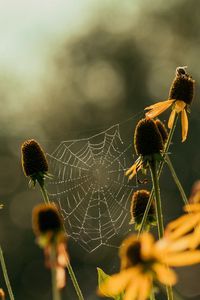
[134, 118, 164, 156]
[155, 119, 168, 144]
[169, 72, 195, 106]
[32, 203, 64, 245]
[130, 190, 156, 230]
[21, 139, 48, 186]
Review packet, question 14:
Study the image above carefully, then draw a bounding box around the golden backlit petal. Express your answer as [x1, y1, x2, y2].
[137, 275, 152, 300]
[153, 264, 177, 285]
[188, 225, 200, 249]
[184, 203, 200, 212]
[145, 100, 174, 119]
[145, 100, 174, 110]
[163, 251, 200, 266]
[163, 235, 194, 252]
[140, 233, 155, 259]
[166, 214, 200, 240]
[125, 163, 137, 177]
[98, 268, 138, 296]
[123, 278, 140, 300]
[174, 100, 186, 113]
[181, 109, 188, 142]
[168, 109, 176, 129]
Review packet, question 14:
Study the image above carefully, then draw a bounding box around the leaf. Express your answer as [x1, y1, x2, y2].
[97, 267, 124, 300]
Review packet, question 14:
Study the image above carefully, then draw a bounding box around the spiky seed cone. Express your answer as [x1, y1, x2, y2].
[169, 73, 195, 105]
[32, 203, 63, 237]
[155, 119, 168, 144]
[134, 118, 164, 156]
[21, 139, 48, 177]
[130, 190, 156, 229]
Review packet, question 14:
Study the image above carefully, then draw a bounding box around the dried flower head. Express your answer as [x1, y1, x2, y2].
[155, 119, 168, 145]
[134, 118, 164, 156]
[130, 190, 156, 230]
[32, 203, 65, 247]
[125, 118, 164, 180]
[32, 203, 69, 289]
[21, 139, 49, 187]
[145, 67, 195, 142]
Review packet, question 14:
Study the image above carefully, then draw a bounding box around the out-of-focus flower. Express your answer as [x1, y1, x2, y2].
[125, 118, 164, 180]
[130, 190, 156, 230]
[145, 67, 195, 142]
[32, 203, 69, 289]
[21, 139, 49, 187]
[0, 289, 5, 300]
[98, 232, 200, 300]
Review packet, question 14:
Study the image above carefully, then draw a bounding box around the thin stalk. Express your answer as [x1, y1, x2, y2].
[138, 113, 179, 236]
[0, 247, 15, 300]
[149, 160, 173, 300]
[40, 184, 51, 205]
[150, 289, 156, 300]
[51, 247, 61, 300]
[39, 184, 84, 300]
[165, 155, 188, 205]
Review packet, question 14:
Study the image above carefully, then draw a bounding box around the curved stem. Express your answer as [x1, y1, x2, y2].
[0, 247, 15, 300]
[39, 184, 51, 205]
[138, 113, 179, 236]
[165, 155, 188, 205]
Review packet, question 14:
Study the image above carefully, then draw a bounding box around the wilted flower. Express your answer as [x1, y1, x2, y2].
[145, 67, 195, 142]
[130, 190, 156, 230]
[32, 203, 69, 289]
[125, 118, 164, 180]
[98, 233, 200, 300]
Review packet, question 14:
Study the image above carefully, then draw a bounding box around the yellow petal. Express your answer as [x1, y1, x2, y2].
[145, 100, 174, 110]
[181, 109, 188, 142]
[166, 214, 200, 240]
[140, 233, 155, 259]
[56, 266, 66, 289]
[145, 100, 173, 119]
[168, 109, 176, 129]
[98, 268, 138, 297]
[174, 100, 186, 113]
[123, 277, 140, 300]
[137, 275, 152, 300]
[125, 163, 137, 176]
[153, 264, 177, 285]
[163, 251, 200, 266]
[184, 203, 200, 212]
[188, 225, 200, 249]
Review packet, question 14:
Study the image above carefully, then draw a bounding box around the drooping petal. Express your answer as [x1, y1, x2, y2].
[184, 203, 200, 213]
[163, 251, 200, 266]
[153, 263, 177, 285]
[123, 277, 141, 300]
[137, 275, 152, 300]
[165, 214, 200, 240]
[145, 100, 174, 119]
[98, 268, 139, 297]
[56, 266, 66, 289]
[188, 225, 200, 249]
[168, 109, 176, 129]
[181, 109, 188, 142]
[145, 100, 174, 110]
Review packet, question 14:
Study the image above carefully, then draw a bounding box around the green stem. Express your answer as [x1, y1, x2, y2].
[40, 184, 51, 205]
[0, 247, 15, 300]
[39, 184, 85, 300]
[150, 287, 156, 300]
[165, 155, 188, 205]
[149, 160, 174, 300]
[138, 113, 179, 236]
[149, 160, 164, 238]
[51, 247, 61, 300]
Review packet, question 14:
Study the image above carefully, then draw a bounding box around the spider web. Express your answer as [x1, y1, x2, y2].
[47, 124, 136, 252]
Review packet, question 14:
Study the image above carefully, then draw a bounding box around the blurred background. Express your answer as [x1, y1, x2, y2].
[0, 0, 200, 299]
